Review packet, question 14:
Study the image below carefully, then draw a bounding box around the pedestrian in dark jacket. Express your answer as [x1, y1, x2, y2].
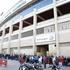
[18, 54, 26, 70]
[43, 55, 47, 69]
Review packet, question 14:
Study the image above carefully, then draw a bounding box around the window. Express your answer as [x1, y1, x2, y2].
[13, 22, 19, 32]
[37, 9, 54, 23]
[68, 22, 70, 29]
[50, 25, 55, 32]
[57, 2, 70, 16]
[3, 37, 8, 42]
[58, 23, 63, 31]
[63, 23, 68, 30]
[5, 27, 9, 34]
[44, 25, 55, 33]
[11, 34, 18, 40]
[36, 28, 44, 34]
[22, 16, 33, 28]
[21, 30, 33, 38]
[0, 31, 3, 36]
[58, 21, 70, 31]
[0, 39, 1, 43]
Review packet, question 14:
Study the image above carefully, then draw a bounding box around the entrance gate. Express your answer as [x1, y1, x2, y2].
[37, 45, 49, 55]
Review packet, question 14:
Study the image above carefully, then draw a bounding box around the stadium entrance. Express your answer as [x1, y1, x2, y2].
[37, 45, 49, 55]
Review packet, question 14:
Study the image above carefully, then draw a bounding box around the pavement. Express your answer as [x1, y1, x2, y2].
[0, 60, 19, 70]
[0, 60, 70, 70]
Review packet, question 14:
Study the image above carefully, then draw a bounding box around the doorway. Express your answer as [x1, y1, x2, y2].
[37, 45, 49, 55]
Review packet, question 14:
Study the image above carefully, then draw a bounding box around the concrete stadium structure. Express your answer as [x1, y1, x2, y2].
[0, 0, 70, 57]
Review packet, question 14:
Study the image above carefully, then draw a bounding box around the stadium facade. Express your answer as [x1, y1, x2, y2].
[0, 0, 70, 57]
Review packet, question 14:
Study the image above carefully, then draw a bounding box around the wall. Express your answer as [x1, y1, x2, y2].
[59, 43, 70, 57]
[20, 46, 33, 55]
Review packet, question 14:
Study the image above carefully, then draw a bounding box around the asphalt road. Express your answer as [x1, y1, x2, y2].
[0, 60, 70, 70]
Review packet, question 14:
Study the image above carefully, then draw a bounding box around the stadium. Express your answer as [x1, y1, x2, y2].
[0, 0, 70, 57]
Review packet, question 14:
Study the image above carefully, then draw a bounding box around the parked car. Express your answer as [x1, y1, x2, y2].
[0, 58, 7, 67]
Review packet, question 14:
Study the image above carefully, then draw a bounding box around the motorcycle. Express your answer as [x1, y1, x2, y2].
[19, 63, 43, 70]
[33, 63, 43, 70]
[48, 64, 61, 70]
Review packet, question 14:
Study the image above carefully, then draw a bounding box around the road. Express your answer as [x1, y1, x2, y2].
[0, 60, 19, 70]
[0, 60, 70, 70]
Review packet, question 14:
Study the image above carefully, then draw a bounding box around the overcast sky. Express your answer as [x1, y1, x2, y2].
[0, 0, 20, 15]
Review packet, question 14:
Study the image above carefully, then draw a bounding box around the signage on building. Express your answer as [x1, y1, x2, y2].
[36, 33, 55, 42]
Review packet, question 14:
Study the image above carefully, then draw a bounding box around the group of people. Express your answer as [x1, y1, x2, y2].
[0, 54, 18, 60]
[18, 54, 43, 70]
[0, 53, 70, 69]
[18, 54, 66, 69]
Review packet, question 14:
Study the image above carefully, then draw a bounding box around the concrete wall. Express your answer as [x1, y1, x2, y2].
[20, 47, 33, 55]
[59, 30, 70, 43]
[59, 43, 70, 57]
[21, 36, 33, 46]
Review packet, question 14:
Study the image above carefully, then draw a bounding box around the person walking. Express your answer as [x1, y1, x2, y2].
[43, 55, 47, 69]
[18, 54, 26, 70]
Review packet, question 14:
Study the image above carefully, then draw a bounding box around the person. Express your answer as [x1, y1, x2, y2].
[18, 54, 26, 70]
[58, 56, 64, 68]
[51, 56, 60, 70]
[38, 56, 42, 64]
[43, 55, 47, 69]
[33, 54, 39, 63]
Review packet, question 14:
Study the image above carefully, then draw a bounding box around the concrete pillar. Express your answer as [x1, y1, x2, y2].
[8, 24, 13, 54]
[33, 9, 37, 55]
[53, 0, 60, 56]
[49, 44, 56, 56]
[0, 26, 5, 54]
[18, 16, 23, 54]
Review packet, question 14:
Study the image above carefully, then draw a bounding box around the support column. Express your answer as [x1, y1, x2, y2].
[53, 0, 59, 56]
[33, 9, 37, 55]
[0, 26, 5, 54]
[8, 24, 13, 54]
[18, 16, 23, 54]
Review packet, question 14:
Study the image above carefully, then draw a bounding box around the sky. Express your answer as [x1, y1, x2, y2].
[0, 0, 20, 16]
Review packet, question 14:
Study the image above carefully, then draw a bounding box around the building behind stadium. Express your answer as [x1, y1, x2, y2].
[0, 0, 70, 57]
